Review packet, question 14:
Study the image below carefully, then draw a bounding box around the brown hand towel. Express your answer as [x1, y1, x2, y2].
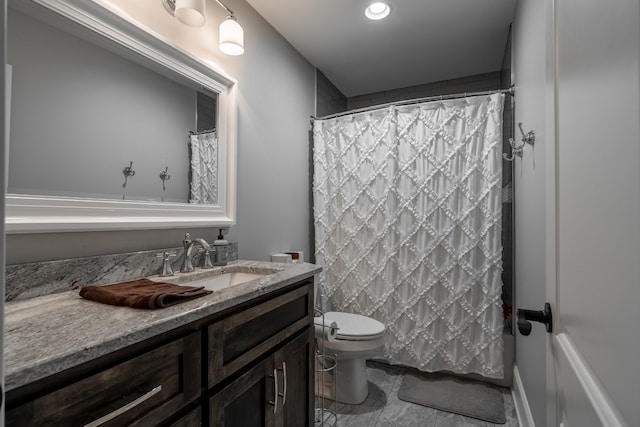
[79, 278, 213, 309]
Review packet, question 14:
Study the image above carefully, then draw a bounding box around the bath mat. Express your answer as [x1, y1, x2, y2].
[398, 372, 506, 424]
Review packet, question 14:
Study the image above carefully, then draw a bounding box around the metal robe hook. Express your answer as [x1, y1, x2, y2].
[503, 122, 535, 162]
[159, 166, 171, 197]
[518, 122, 535, 146]
[122, 161, 136, 194]
[159, 166, 171, 183]
[123, 161, 136, 178]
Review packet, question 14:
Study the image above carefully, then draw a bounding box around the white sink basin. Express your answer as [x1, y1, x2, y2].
[186, 272, 266, 291]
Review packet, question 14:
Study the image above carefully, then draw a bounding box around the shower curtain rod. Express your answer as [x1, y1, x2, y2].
[310, 86, 515, 123]
[188, 128, 216, 136]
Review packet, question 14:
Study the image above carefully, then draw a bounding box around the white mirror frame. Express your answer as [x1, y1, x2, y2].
[6, 0, 237, 233]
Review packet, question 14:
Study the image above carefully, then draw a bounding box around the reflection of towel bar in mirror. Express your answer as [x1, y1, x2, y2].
[5, 0, 238, 233]
[503, 122, 535, 162]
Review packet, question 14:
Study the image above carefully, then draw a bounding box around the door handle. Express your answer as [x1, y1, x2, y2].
[268, 368, 278, 414]
[84, 385, 162, 427]
[278, 362, 287, 406]
[517, 303, 553, 336]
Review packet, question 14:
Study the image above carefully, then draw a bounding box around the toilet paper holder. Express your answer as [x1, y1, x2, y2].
[314, 308, 338, 426]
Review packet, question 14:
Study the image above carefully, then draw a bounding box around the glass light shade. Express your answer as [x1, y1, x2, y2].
[365, 2, 391, 20]
[175, 0, 206, 27]
[219, 17, 244, 56]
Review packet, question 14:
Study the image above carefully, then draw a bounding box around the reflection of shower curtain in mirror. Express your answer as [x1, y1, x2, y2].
[188, 131, 218, 204]
[313, 94, 505, 378]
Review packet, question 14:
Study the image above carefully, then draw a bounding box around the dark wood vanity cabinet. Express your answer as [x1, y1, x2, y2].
[6, 278, 315, 427]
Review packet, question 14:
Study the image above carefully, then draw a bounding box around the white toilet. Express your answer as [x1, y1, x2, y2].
[320, 311, 386, 404]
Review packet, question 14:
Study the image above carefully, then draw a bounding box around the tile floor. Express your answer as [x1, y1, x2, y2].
[316, 361, 519, 427]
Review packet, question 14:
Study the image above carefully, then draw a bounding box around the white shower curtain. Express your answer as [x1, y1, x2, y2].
[188, 130, 218, 204]
[313, 94, 505, 378]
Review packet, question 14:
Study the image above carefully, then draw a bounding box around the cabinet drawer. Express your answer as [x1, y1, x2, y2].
[208, 281, 313, 388]
[7, 332, 201, 427]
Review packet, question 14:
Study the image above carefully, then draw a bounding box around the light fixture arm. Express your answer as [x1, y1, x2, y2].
[164, 0, 237, 19]
[214, 0, 235, 17]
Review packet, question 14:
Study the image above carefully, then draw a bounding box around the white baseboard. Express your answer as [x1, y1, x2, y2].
[555, 333, 628, 427]
[513, 365, 536, 427]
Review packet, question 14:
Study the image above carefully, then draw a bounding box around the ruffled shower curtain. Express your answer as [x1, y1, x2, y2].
[313, 94, 505, 378]
[188, 130, 218, 204]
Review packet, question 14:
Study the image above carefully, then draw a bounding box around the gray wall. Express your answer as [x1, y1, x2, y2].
[346, 71, 502, 110]
[316, 69, 347, 118]
[512, 0, 548, 425]
[8, 10, 194, 202]
[6, 0, 316, 264]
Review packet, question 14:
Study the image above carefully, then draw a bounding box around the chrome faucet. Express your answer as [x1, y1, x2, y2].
[180, 233, 214, 273]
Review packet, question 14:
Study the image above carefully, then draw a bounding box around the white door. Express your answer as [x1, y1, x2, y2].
[1, 0, 7, 423]
[545, 0, 640, 425]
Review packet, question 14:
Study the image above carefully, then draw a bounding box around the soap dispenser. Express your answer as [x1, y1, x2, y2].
[213, 229, 229, 266]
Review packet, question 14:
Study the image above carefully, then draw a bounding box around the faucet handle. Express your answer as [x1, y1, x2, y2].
[156, 251, 177, 277]
[202, 249, 214, 269]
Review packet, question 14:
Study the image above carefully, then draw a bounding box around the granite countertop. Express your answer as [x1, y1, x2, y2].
[4, 260, 321, 392]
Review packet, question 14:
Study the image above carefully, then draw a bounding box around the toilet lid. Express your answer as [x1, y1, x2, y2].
[323, 311, 386, 340]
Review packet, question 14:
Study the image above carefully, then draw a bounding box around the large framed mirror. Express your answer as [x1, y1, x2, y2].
[5, 0, 237, 233]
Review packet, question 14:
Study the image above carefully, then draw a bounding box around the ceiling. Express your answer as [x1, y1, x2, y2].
[245, 0, 517, 97]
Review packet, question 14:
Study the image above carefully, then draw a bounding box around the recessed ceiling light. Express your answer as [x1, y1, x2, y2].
[365, 2, 391, 20]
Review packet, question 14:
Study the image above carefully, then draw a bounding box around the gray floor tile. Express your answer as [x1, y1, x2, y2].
[377, 395, 437, 426]
[321, 362, 518, 427]
[501, 389, 519, 427]
[375, 365, 437, 427]
[331, 361, 401, 425]
[435, 411, 491, 427]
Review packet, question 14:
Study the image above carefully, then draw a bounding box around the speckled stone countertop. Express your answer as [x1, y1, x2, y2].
[4, 260, 321, 392]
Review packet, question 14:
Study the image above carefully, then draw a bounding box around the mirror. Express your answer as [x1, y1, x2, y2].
[5, 0, 237, 233]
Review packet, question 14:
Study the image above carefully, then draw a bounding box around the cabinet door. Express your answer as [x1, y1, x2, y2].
[274, 328, 314, 427]
[209, 356, 277, 427]
[208, 328, 314, 427]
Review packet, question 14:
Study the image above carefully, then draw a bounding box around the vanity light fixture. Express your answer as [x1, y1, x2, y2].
[175, 0, 206, 27]
[162, 0, 245, 55]
[365, 2, 391, 20]
[218, 12, 244, 55]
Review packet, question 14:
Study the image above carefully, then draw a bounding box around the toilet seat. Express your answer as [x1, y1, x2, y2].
[324, 311, 386, 341]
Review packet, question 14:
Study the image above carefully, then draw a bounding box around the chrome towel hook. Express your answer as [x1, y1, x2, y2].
[121, 161, 136, 199]
[504, 122, 535, 161]
[159, 166, 171, 201]
[122, 161, 136, 179]
[159, 166, 171, 184]
[122, 161, 136, 188]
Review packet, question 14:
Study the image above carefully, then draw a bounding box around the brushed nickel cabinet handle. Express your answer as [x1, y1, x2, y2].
[268, 368, 278, 414]
[278, 362, 287, 406]
[84, 385, 162, 427]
